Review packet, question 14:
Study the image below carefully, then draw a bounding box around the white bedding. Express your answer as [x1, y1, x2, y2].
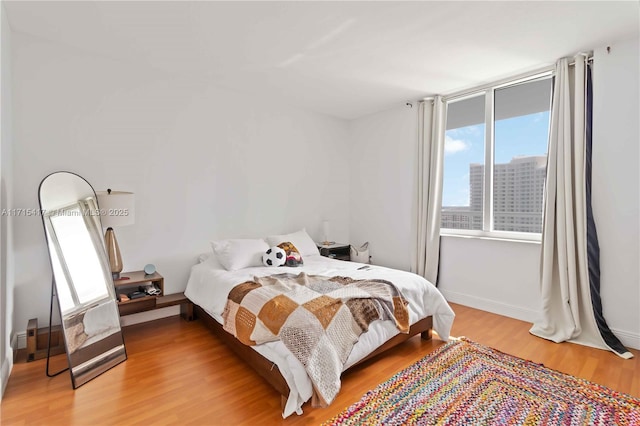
[185, 254, 454, 418]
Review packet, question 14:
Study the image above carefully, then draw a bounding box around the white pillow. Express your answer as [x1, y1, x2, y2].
[265, 229, 320, 257]
[197, 252, 225, 270]
[211, 239, 269, 271]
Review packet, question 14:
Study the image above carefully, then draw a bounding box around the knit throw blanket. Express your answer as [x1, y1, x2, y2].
[222, 272, 410, 406]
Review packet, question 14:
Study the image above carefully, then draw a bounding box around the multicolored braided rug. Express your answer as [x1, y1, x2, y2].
[324, 338, 640, 425]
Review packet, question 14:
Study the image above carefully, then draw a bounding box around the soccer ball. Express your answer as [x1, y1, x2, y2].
[263, 246, 286, 267]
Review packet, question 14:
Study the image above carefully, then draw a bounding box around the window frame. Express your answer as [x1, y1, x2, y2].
[440, 69, 553, 242]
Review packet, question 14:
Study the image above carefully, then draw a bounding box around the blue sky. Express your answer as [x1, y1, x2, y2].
[442, 111, 550, 206]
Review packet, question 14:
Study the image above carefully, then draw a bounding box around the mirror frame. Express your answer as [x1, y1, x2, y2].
[38, 171, 127, 388]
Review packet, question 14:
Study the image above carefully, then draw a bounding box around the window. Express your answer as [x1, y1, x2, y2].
[441, 74, 552, 238]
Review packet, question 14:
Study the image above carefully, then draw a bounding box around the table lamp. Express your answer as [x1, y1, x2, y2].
[322, 220, 334, 246]
[96, 189, 135, 279]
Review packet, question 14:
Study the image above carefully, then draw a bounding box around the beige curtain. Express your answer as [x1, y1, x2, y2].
[411, 97, 445, 285]
[529, 55, 632, 359]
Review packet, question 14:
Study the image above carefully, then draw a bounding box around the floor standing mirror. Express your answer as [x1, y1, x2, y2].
[39, 171, 127, 388]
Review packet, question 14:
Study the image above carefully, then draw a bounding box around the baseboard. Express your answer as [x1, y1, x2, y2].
[13, 306, 180, 350]
[441, 290, 640, 351]
[610, 327, 640, 351]
[1, 349, 14, 400]
[440, 289, 541, 324]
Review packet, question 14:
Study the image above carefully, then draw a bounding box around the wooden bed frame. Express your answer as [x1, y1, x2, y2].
[193, 304, 433, 408]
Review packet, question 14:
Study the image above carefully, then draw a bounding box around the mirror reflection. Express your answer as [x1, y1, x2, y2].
[39, 172, 127, 388]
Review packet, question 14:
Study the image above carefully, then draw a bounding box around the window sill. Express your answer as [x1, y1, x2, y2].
[440, 230, 541, 244]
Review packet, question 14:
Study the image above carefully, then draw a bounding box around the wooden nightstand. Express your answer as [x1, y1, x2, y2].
[115, 271, 193, 320]
[316, 242, 351, 261]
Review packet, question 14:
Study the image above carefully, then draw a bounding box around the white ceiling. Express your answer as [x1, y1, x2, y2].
[4, 1, 639, 120]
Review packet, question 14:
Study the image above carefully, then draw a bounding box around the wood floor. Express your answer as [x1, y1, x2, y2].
[2, 303, 638, 425]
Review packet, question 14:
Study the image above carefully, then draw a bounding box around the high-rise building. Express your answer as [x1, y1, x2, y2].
[441, 156, 546, 233]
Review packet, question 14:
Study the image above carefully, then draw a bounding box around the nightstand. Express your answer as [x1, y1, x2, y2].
[115, 271, 163, 316]
[317, 242, 351, 261]
[115, 271, 193, 320]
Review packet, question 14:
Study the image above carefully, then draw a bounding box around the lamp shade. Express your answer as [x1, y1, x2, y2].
[96, 190, 135, 228]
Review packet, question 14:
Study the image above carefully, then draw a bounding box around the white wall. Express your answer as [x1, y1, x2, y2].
[10, 33, 350, 334]
[438, 236, 541, 321]
[591, 38, 640, 349]
[348, 105, 418, 270]
[1, 2, 15, 398]
[349, 38, 640, 349]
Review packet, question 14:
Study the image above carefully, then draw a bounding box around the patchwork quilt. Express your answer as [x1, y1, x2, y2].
[222, 272, 409, 406]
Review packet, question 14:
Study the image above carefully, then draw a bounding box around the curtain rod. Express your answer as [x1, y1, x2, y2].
[435, 54, 593, 103]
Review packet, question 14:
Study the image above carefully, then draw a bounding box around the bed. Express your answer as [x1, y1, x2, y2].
[63, 300, 122, 354]
[185, 235, 455, 418]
